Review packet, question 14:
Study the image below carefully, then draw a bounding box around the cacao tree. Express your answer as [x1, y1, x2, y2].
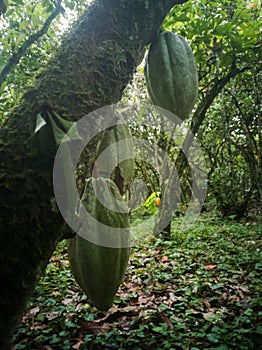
[0, 0, 187, 347]
[154, 0, 261, 232]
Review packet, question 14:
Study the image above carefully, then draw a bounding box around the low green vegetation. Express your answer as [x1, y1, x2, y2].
[14, 214, 262, 349]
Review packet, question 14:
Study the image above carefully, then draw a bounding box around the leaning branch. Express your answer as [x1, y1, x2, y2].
[190, 63, 250, 136]
[0, 0, 62, 88]
[154, 63, 251, 235]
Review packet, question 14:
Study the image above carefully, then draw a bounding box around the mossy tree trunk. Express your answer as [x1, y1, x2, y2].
[0, 0, 186, 347]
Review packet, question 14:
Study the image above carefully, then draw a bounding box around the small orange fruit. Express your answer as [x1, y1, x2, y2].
[155, 197, 161, 206]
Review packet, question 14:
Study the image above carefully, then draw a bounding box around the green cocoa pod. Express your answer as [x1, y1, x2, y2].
[68, 178, 130, 311]
[145, 31, 198, 121]
[96, 122, 134, 194]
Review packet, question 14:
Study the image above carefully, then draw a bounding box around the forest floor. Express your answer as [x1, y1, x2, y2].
[13, 213, 262, 350]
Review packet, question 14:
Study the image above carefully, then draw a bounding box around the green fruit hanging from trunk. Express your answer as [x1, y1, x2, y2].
[144, 31, 198, 121]
[95, 122, 135, 195]
[68, 178, 130, 311]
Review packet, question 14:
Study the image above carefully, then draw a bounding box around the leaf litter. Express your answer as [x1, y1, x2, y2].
[13, 215, 262, 349]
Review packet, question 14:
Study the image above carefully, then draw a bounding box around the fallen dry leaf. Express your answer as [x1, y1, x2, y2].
[204, 264, 217, 271]
[78, 320, 112, 335]
[203, 298, 211, 311]
[52, 291, 61, 297]
[203, 311, 216, 319]
[161, 255, 169, 262]
[29, 306, 40, 316]
[72, 340, 84, 349]
[46, 311, 59, 321]
[138, 295, 153, 305]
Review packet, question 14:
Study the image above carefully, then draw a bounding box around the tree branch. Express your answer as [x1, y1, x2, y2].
[0, 0, 63, 88]
[190, 64, 250, 136]
[154, 63, 251, 234]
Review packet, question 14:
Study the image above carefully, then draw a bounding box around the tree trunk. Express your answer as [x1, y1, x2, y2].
[154, 64, 247, 236]
[0, 0, 186, 347]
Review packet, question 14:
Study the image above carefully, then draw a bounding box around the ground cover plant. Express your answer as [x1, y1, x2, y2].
[13, 214, 262, 350]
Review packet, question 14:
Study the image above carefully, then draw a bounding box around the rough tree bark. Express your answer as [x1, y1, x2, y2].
[0, 0, 187, 348]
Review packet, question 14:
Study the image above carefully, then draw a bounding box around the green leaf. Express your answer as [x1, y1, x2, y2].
[144, 191, 160, 207]
[207, 332, 219, 343]
[52, 111, 75, 131]
[52, 111, 81, 142]
[48, 112, 70, 145]
[26, 118, 49, 157]
[34, 113, 47, 134]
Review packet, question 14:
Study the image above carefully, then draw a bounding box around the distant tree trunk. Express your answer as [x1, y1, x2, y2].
[155, 63, 247, 235]
[0, 0, 186, 348]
